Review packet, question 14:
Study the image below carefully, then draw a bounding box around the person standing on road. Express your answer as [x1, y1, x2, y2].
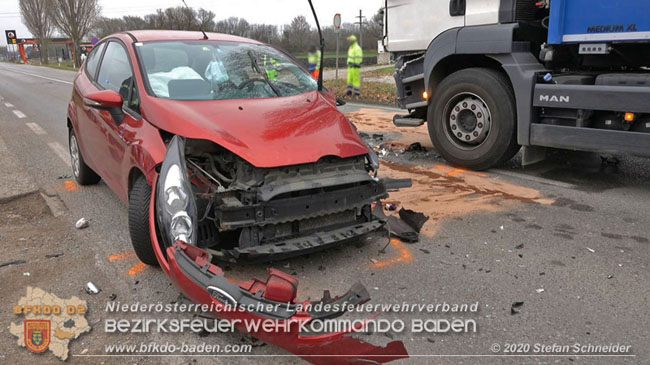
[346, 35, 363, 97]
[307, 45, 321, 80]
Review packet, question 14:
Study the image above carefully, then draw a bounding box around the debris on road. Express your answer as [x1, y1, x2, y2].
[399, 208, 429, 233]
[109, 293, 117, 301]
[23, 272, 30, 276]
[45, 253, 64, 259]
[385, 203, 397, 211]
[419, 248, 430, 254]
[0, 260, 26, 268]
[608, 274, 614, 279]
[406, 142, 426, 152]
[85, 281, 100, 294]
[511, 301, 524, 315]
[536, 288, 545, 293]
[515, 243, 524, 249]
[75, 218, 89, 229]
[57, 174, 71, 179]
[587, 247, 595, 253]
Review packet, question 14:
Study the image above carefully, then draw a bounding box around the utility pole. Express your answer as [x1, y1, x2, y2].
[355, 10, 366, 50]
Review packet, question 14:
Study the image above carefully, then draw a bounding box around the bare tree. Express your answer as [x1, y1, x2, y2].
[215, 17, 250, 36]
[49, 0, 101, 67]
[19, 0, 54, 64]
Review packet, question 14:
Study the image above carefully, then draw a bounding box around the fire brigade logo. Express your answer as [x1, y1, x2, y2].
[24, 320, 51, 353]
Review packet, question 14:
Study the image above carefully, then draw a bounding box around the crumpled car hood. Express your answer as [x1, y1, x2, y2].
[142, 91, 369, 168]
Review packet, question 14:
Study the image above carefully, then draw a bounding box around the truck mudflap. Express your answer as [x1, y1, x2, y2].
[149, 176, 408, 364]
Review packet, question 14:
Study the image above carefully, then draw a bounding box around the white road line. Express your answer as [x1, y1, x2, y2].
[0, 66, 74, 85]
[13, 110, 26, 119]
[4, 102, 14, 107]
[47, 142, 71, 167]
[26, 122, 47, 135]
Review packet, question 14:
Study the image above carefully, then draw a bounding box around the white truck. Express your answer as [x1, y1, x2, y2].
[383, 0, 650, 170]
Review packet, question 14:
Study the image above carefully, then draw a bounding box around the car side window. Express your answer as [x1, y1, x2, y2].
[85, 42, 106, 80]
[97, 42, 133, 97]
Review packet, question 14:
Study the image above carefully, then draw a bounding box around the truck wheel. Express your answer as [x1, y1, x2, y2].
[428, 68, 520, 170]
[128, 175, 159, 266]
[69, 129, 101, 185]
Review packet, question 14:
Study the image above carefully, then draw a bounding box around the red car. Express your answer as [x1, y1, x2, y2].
[67, 30, 408, 362]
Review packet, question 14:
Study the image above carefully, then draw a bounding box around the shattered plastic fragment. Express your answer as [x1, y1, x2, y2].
[85, 281, 100, 294]
[536, 288, 545, 293]
[75, 218, 89, 229]
[587, 247, 595, 253]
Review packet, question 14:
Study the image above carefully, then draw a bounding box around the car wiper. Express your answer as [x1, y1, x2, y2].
[247, 50, 281, 97]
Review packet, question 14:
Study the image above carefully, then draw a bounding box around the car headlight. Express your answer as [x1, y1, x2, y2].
[157, 136, 198, 246]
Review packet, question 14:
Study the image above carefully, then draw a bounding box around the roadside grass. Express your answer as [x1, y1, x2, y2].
[324, 78, 397, 106]
[364, 66, 395, 77]
[29, 60, 78, 72]
[295, 51, 378, 59]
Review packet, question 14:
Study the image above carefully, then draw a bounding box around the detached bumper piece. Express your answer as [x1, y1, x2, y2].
[167, 241, 409, 364]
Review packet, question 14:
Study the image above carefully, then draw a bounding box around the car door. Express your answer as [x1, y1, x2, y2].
[75, 41, 106, 173]
[92, 40, 142, 199]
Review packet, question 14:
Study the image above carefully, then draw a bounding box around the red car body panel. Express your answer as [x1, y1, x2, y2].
[142, 91, 369, 168]
[148, 177, 409, 364]
[70, 30, 407, 362]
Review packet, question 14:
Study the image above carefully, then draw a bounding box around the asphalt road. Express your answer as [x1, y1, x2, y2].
[0, 62, 648, 364]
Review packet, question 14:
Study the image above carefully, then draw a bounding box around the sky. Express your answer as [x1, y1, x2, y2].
[0, 0, 382, 46]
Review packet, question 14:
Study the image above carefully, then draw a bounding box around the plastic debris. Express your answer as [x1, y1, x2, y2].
[419, 249, 430, 254]
[500, 225, 504, 230]
[515, 243, 524, 249]
[85, 281, 100, 294]
[385, 203, 397, 211]
[536, 288, 545, 293]
[586, 247, 595, 253]
[399, 208, 429, 233]
[109, 293, 117, 301]
[0, 260, 26, 268]
[607, 274, 614, 279]
[75, 218, 89, 229]
[46, 253, 64, 259]
[406, 142, 426, 152]
[23, 272, 30, 276]
[511, 301, 524, 315]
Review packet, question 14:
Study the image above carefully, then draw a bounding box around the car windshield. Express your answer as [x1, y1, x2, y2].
[136, 40, 317, 101]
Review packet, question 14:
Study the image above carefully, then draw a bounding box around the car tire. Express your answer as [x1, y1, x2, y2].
[128, 175, 159, 266]
[69, 129, 101, 185]
[427, 68, 520, 171]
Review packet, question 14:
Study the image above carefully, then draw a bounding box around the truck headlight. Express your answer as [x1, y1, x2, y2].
[157, 136, 198, 246]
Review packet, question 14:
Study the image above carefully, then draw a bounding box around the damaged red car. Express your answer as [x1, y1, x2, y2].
[67, 30, 409, 363]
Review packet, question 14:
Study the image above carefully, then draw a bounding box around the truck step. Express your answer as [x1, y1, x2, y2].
[393, 114, 425, 127]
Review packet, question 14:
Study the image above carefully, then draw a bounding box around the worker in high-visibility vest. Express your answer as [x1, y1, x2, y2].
[346, 35, 363, 96]
[307, 45, 321, 80]
[263, 54, 280, 81]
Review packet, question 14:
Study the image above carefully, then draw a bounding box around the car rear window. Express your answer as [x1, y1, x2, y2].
[136, 40, 317, 101]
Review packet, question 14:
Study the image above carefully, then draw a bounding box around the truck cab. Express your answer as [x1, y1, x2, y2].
[384, 0, 650, 170]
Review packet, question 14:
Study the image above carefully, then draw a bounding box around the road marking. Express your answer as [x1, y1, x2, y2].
[26, 122, 46, 135]
[47, 142, 71, 167]
[5, 102, 14, 107]
[108, 252, 137, 262]
[13, 110, 26, 119]
[0, 66, 74, 85]
[128, 262, 147, 276]
[372, 239, 414, 268]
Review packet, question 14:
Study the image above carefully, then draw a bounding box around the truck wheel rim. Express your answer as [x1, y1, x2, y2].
[70, 134, 81, 178]
[443, 93, 491, 150]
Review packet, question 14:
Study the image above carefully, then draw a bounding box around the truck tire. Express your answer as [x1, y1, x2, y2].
[428, 68, 520, 170]
[128, 175, 159, 266]
[69, 129, 101, 185]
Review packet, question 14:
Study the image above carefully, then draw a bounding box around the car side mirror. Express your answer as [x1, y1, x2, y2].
[84, 90, 123, 109]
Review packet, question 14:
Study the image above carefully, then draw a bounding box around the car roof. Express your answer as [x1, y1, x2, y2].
[124, 30, 263, 45]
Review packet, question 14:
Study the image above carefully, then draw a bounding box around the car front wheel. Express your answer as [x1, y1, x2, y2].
[128, 175, 159, 266]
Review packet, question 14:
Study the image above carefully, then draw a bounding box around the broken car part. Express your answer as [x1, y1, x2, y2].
[156, 135, 409, 262]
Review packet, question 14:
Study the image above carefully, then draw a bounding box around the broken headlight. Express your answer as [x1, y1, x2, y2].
[157, 135, 198, 246]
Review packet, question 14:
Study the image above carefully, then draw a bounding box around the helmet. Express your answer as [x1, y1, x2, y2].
[347, 35, 357, 42]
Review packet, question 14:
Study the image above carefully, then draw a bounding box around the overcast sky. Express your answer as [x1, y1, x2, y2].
[0, 0, 382, 46]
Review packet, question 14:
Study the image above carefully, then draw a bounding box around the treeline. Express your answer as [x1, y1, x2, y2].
[93, 6, 383, 53]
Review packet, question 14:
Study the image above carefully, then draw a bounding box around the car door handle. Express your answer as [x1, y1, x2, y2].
[449, 0, 466, 16]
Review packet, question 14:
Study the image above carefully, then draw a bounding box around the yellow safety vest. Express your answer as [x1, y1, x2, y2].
[307, 50, 321, 72]
[347, 42, 363, 67]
